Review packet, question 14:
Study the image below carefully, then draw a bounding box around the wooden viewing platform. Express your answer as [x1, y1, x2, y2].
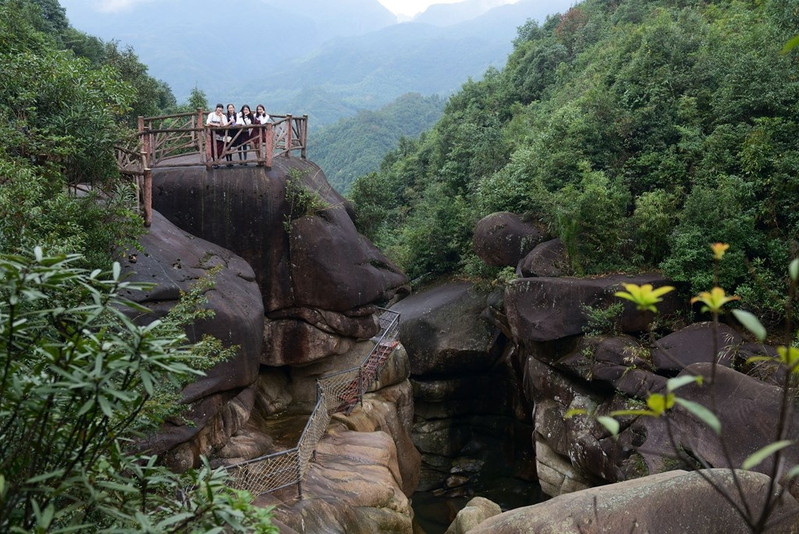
[116, 109, 308, 226]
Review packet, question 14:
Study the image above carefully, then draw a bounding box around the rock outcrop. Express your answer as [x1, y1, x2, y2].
[119, 210, 264, 465]
[121, 158, 418, 530]
[467, 469, 799, 533]
[472, 212, 545, 268]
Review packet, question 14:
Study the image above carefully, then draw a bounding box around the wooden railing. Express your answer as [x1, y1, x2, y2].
[115, 109, 308, 226]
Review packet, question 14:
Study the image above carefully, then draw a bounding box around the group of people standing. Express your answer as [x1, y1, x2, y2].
[206, 103, 270, 167]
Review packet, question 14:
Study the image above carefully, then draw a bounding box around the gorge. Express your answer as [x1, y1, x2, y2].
[120, 157, 799, 533]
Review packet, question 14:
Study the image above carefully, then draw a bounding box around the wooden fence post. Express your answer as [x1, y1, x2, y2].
[137, 116, 153, 227]
[301, 114, 308, 159]
[265, 123, 273, 168]
[285, 114, 293, 158]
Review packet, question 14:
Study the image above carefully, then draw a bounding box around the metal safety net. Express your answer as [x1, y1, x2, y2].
[225, 308, 401, 496]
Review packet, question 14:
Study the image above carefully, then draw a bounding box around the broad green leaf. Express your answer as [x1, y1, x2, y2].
[742, 440, 794, 470]
[790, 258, 799, 283]
[674, 398, 721, 435]
[732, 309, 766, 342]
[667, 375, 702, 392]
[597, 416, 620, 437]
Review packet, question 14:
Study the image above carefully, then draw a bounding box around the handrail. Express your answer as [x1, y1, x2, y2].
[224, 308, 401, 498]
[115, 109, 309, 226]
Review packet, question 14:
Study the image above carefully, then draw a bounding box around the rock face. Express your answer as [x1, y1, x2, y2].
[391, 282, 538, 516]
[152, 158, 408, 315]
[468, 469, 799, 534]
[395, 211, 799, 532]
[472, 212, 546, 268]
[122, 158, 418, 530]
[505, 273, 681, 343]
[119, 210, 264, 463]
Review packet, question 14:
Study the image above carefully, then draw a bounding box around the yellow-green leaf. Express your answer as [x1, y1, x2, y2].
[667, 375, 703, 392]
[732, 309, 766, 342]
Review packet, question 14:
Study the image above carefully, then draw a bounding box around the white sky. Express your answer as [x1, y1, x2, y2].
[377, 0, 463, 18]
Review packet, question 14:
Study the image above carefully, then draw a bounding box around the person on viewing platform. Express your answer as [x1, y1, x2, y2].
[252, 104, 270, 151]
[224, 103, 237, 166]
[205, 103, 228, 168]
[235, 104, 254, 163]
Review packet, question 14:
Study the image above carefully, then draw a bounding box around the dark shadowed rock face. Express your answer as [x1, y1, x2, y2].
[391, 282, 503, 376]
[151, 158, 408, 314]
[118, 210, 264, 459]
[516, 238, 568, 278]
[472, 212, 546, 268]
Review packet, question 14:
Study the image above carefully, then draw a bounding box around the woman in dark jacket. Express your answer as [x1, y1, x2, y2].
[235, 104, 255, 163]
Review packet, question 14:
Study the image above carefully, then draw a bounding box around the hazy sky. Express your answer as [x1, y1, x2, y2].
[378, 0, 514, 18]
[78, 0, 520, 18]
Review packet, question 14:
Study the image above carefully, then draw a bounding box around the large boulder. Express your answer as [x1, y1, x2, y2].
[391, 282, 503, 376]
[637, 363, 799, 491]
[259, 425, 415, 534]
[119, 210, 264, 463]
[467, 469, 799, 533]
[505, 274, 682, 343]
[152, 158, 408, 314]
[516, 238, 568, 278]
[472, 212, 545, 268]
[651, 322, 742, 372]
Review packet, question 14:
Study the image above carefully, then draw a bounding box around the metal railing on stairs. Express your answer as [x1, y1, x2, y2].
[224, 308, 401, 498]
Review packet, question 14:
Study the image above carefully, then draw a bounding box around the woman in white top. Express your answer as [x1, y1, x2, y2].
[205, 103, 228, 167]
[252, 104, 270, 154]
[224, 103, 237, 165]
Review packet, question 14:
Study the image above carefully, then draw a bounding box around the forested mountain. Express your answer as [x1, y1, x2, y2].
[310, 93, 445, 193]
[351, 0, 799, 322]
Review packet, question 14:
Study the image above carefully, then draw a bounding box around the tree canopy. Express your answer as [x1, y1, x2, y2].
[351, 0, 799, 321]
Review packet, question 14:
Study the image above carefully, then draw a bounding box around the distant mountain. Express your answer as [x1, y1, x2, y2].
[310, 93, 445, 193]
[239, 0, 573, 126]
[61, 0, 572, 125]
[58, 0, 396, 101]
[413, 0, 523, 25]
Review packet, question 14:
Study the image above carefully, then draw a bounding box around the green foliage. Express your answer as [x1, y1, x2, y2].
[350, 0, 799, 318]
[581, 301, 624, 336]
[552, 166, 631, 274]
[0, 249, 275, 532]
[283, 170, 330, 232]
[0, 0, 182, 269]
[314, 93, 444, 194]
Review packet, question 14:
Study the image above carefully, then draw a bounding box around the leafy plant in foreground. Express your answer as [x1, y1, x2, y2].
[570, 243, 799, 533]
[0, 248, 276, 532]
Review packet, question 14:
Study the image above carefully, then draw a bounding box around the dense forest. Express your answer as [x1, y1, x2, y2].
[312, 93, 445, 193]
[350, 0, 799, 323]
